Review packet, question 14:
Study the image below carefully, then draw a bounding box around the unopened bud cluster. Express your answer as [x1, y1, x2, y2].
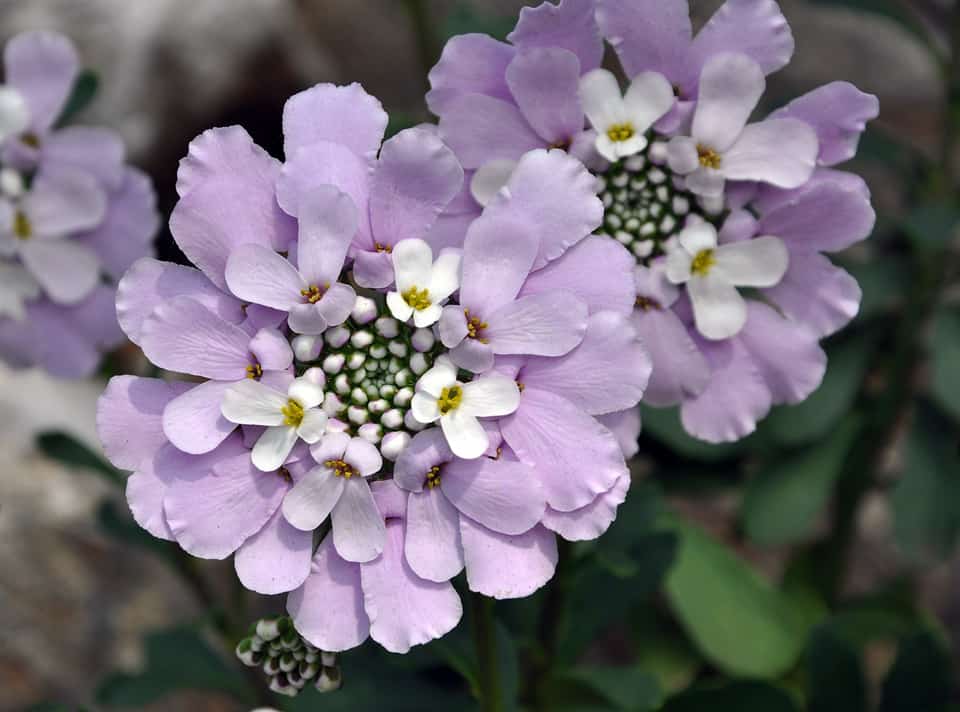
[236, 616, 341, 697]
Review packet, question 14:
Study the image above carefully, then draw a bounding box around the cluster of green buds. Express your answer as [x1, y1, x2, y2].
[236, 616, 341, 697]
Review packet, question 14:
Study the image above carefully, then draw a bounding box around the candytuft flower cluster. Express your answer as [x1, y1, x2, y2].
[0, 31, 157, 377]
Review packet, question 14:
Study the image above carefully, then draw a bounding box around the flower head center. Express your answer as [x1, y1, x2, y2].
[607, 123, 635, 143]
[300, 284, 328, 304]
[402, 286, 432, 311]
[464, 309, 489, 343]
[245, 362, 263, 380]
[14, 211, 31, 240]
[281, 398, 305, 427]
[437, 385, 463, 415]
[636, 295, 662, 311]
[326, 458, 358, 479]
[425, 465, 442, 489]
[697, 145, 722, 170]
[691, 249, 716, 276]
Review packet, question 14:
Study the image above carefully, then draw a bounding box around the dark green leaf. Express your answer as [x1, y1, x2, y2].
[441, 3, 515, 41]
[879, 633, 952, 712]
[807, 626, 867, 712]
[640, 405, 748, 463]
[844, 258, 909, 321]
[903, 202, 958, 251]
[930, 308, 960, 422]
[633, 636, 700, 696]
[97, 499, 177, 563]
[662, 680, 798, 712]
[556, 666, 663, 711]
[55, 70, 99, 127]
[36, 430, 124, 487]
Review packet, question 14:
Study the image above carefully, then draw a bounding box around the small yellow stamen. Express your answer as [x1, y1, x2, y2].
[437, 385, 463, 415]
[245, 363, 263, 380]
[375, 242, 392, 254]
[300, 283, 328, 304]
[14, 211, 31, 240]
[21, 133, 39, 149]
[326, 458, 358, 479]
[281, 399, 305, 427]
[697, 144, 722, 170]
[549, 137, 571, 150]
[425, 465, 442, 489]
[636, 296, 662, 311]
[691, 249, 716, 277]
[278, 466, 293, 483]
[606, 123, 635, 143]
[464, 309, 489, 343]
[516, 381, 525, 393]
[402, 286, 432, 311]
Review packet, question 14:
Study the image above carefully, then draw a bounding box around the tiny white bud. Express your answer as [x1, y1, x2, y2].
[269, 678, 298, 697]
[411, 328, 435, 352]
[315, 668, 342, 693]
[375, 317, 400, 338]
[292, 334, 323, 362]
[351, 330, 374, 349]
[369, 344, 388, 359]
[648, 140, 669, 164]
[256, 618, 282, 641]
[351, 296, 378, 324]
[325, 326, 350, 348]
[404, 411, 426, 432]
[323, 394, 345, 416]
[368, 398, 389, 414]
[323, 353, 345, 374]
[394, 387, 414, 407]
[351, 387, 368, 405]
[320, 651, 337, 667]
[388, 341, 408, 358]
[334, 374, 350, 395]
[358, 422, 382, 443]
[348, 406, 369, 425]
[410, 353, 429, 374]
[380, 431, 411, 461]
[347, 352, 366, 370]
[381, 408, 404, 429]
[395, 369, 413, 387]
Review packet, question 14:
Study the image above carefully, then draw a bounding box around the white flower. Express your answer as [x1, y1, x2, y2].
[665, 222, 788, 340]
[386, 238, 462, 328]
[0, 261, 39, 320]
[0, 86, 29, 144]
[579, 68, 675, 162]
[410, 357, 520, 459]
[221, 372, 328, 472]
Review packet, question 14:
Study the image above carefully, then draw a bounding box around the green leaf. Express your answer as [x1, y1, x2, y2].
[441, 3, 515, 41]
[660, 515, 808, 678]
[844, 258, 909, 321]
[903, 202, 958, 251]
[891, 403, 960, 561]
[879, 633, 952, 712]
[930, 308, 960, 423]
[806, 626, 867, 712]
[633, 636, 700, 696]
[36, 430, 124, 487]
[640, 405, 748, 462]
[55, 70, 99, 127]
[96, 627, 252, 706]
[556, 666, 663, 711]
[742, 417, 861, 547]
[662, 680, 798, 712]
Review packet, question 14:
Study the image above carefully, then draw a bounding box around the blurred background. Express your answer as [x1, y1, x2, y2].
[1, 0, 958, 710]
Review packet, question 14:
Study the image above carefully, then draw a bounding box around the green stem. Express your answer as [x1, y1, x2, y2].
[472, 593, 502, 712]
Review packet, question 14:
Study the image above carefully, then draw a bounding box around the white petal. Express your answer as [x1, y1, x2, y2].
[288, 377, 325, 409]
[678, 222, 718, 255]
[386, 290, 415, 322]
[461, 376, 521, 418]
[344, 437, 383, 477]
[221, 380, 287, 426]
[411, 392, 441, 424]
[667, 136, 699, 175]
[282, 466, 345, 531]
[331, 478, 385, 563]
[252, 425, 299, 472]
[416, 358, 458, 397]
[665, 247, 693, 284]
[685, 168, 726, 198]
[0, 86, 29, 142]
[0, 262, 39, 320]
[471, 159, 516, 207]
[297, 408, 328, 444]
[440, 409, 489, 459]
[310, 431, 351, 464]
[687, 275, 748, 340]
[693, 53, 765, 152]
[413, 303, 443, 328]
[428, 249, 462, 302]
[624, 71, 675, 133]
[713, 235, 788, 287]
[579, 68, 626, 133]
[392, 238, 433, 293]
[593, 134, 621, 163]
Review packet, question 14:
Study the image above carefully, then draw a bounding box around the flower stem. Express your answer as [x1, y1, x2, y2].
[471, 592, 503, 712]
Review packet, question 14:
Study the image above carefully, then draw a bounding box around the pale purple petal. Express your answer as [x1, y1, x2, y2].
[282, 466, 345, 531]
[310, 431, 351, 465]
[596, 409, 642, 459]
[288, 303, 327, 336]
[460, 519, 557, 599]
[283, 82, 387, 159]
[42, 126, 125, 189]
[485, 291, 588, 357]
[316, 283, 356, 328]
[18, 239, 99, 305]
[162, 380, 236, 455]
[126, 452, 175, 541]
[404, 488, 465, 582]
[296, 185, 358, 286]
[249, 328, 293, 371]
[722, 118, 818, 188]
[693, 53, 765, 152]
[352, 250, 395, 289]
[393, 428, 454, 492]
[345, 437, 384, 477]
[4, 31, 78, 132]
[509, 0, 603, 73]
[505, 48, 584, 145]
[225, 244, 305, 311]
[595, 0, 692, 82]
[439, 306, 469, 348]
[427, 34, 515, 114]
[235, 508, 313, 595]
[438, 93, 544, 170]
[442, 455, 545, 535]
[542, 472, 630, 542]
[631, 307, 710, 407]
[24, 166, 106, 237]
[450, 338, 495, 373]
[332, 478, 385, 563]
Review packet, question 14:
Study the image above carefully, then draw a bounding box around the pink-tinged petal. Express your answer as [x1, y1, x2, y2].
[542, 473, 630, 542]
[520, 311, 650, 415]
[165, 452, 287, 559]
[283, 83, 387, 160]
[224, 244, 304, 311]
[404, 488, 465, 582]
[24, 166, 106, 237]
[680, 337, 772, 443]
[116, 258, 243, 346]
[632, 307, 710, 407]
[4, 31, 78, 132]
[460, 519, 557, 599]
[450, 338, 496, 374]
[345, 437, 383, 477]
[288, 537, 369, 652]
[296, 185, 358, 286]
[596, 409, 642, 459]
[288, 303, 327, 335]
[427, 34, 515, 114]
[42, 126, 125, 189]
[162, 380, 236, 455]
[439, 93, 544, 170]
[719, 209, 759, 244]
[442, 455, 545, 535]
[19, 239, 99, 305]
[332, 478, 385, 563]
[686, 0, 793, 89]
[394, 428, 453, 492]
[310, 431, 351, 464]
[738, 302, 826, 405]
[595, 0, 692, 82]
[485, 291, 588, 357]
[235, 507, 313, 595]
[249, 328, 293, 372]
[722, 118, 818, 189]
[635, 261, 681, 308]
[771, 82, 879, 166]
[439, 306, 469, 348]
[424, 210, 478, 252]
[282, 466, 345, 531]
[762, 251, 861, 337]
[501, 387, 626, 511]
[509, 0, 603, 73]
[140, 296, 252, 379]
[483, 149, 603, 270]
[315, 283, 355, 329]
[97, 376, 190, 471]
[361, 518, 462, 653]
[370, 127, 464, 247]
[519, 236, 636, 317]
[685, 167, 726, 198]
[126, 453, 175, 541]
[352, 250, 394, 289]
[693, 53, 765, 152]
[505, 48, 584, 145]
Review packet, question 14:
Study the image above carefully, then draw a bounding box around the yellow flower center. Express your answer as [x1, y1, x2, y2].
[425, 465, 442, 489]
[402, 286, 432, 311]
[326, 458, 358, 479]
[606, 123, 635, 143]
[437, 385, 463, 415]
[245, 363, 263, 380]
[14, 211, 31, 240]
[375, 242, 392, 254]
[464, 309, 489, 343]
[691, 249, 716, 277]
[300, 284, 328, 304]
[697, 144, 722, 170]
[281, 399, 305, 427]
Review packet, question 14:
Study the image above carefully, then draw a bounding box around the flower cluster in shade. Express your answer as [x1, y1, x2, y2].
[428, 0, 879, 442]
[0, 31, 157, 377]
[96, 82, 651, 654]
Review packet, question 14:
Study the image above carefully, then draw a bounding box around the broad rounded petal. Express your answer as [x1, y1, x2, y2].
[224, 244, 304, 310]
[289, 378, 324, 409]
[162, 380, 236, 455]
[140, 296, 253, 379]
[596, 0, 691, 81]
[126, 457, 174, 541]
[427, 34, 515, 115]
[501, 387, 626, 511]
[439, 305, 469, 348]
[24, 166, 106, 237]
[635, 261, 681, 308]
[521, 311, 650, 415]
[404, 488, 465, 582]
[296, 409, 328, 445]
[450, 338, 495, 374]
[596, 409, 642, 459]
[332, 478, 386, 563]
[411, 394, 441, 424]
[632, 308, 710, 406]
[394, 428, 453, 492]
[42, 126, 125, 190]
[361, 519, 462, 653]
[460, 519, 557, 599]
[462, 376, 521, 418]
[519, 236, 636, 317]
[283, 82, 387, 159]
[624, 71, 676, 133]
[667, 135, 700, 175]
[222, 379, 287, 425]
[509, 0, 603, 72]
[579, 68, 626, 137]
[687, 274, 748, 340]
[4, 31, 78, 132]
[685, 167, 726, 198]
[296, 184, 357, 286]
[392, 238, 434, 294]
[470, 159, 517, 208]
[288, 303, 327, 336]
[345, 437, 383, 477]
[310, 431, 351, 464]
[771, 82, 879, 166]
[386, 291, 415, 323]
[428, 249, 462, 302]
[352, 250, 395, 290]
[460, 210, 539, 315]
[438, 93, 544, 170]
[19, 238, 99, 305]
[288, 537, 369, 652]
[722, 118, 818, 188]
[693, 53, 765, 152]
[738, 301, 826, 405]
[713, 235, 788, 288]
[282, 466, 344, 531]
[235, 508, 313, 595]
[253, 426, 299, 472]
[416, 358, 458, 397]
[249, 328, 293, 372]
[485, 291, 588, 357]
[506, 48, 584, 144]
[372, 128, 464, 245]
[542, 472, 629, 542]
[665, 248, 693, 284]
[443, 455, 545, 535]
[441, 410, 489, 460]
